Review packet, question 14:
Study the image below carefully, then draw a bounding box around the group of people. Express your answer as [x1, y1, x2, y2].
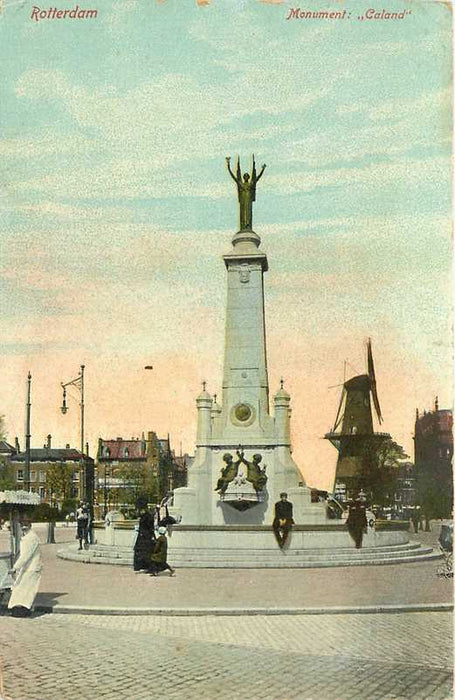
[133, 504, 176, 576]
[4, 490, 374, 618]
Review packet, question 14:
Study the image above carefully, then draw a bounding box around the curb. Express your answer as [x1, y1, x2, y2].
[14, 602, 454, 616]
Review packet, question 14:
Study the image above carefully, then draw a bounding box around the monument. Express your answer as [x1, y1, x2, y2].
[60, 157, 437, 568]
[172, 156, 325, 528]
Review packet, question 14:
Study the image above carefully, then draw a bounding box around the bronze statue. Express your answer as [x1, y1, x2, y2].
[214, 453, 238, 494]
[226, 156, 266, 231]
[235, 450, 268, 493]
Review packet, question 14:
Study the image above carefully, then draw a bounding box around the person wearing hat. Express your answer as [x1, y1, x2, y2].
[8, 518, 42, 618]
[346, 495, 368, 549]
[149, 526, 175, 577]
[76, 501, 89, 551]
[133, 504, 156, 573]
[273, 492, 294, 548]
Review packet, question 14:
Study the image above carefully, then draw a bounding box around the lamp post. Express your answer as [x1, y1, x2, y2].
[24, 372, 32, 492]
[60, 365, 86, 502]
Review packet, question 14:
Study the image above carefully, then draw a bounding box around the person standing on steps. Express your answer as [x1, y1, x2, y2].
[149, 527, 175, 577]
[346, 496, 368, 549]
[273, 492, 294, 549]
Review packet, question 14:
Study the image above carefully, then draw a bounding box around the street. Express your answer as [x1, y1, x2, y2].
[0, 609, 452, 700]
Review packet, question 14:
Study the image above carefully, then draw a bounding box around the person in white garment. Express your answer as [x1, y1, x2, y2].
[8, 517, 42, 618]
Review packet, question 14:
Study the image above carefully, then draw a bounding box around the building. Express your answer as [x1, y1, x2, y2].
[393, 462, 417, 514]
[0, 439, 18, 459]
[9, 434, 94, 507]
[96, 432, 188, 514]
[414, 398, 453, 519]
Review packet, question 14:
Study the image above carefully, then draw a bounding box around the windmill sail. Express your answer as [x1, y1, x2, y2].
[367, 338, 383, 424]
[332, 386, 345, 432]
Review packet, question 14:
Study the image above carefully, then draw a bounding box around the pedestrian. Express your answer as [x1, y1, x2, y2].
[149, 526, 175, 577]
[273, 492, 294, 548]
[76, 501, 89, 550]
[133, 506, 156, 572]
[346, 497, 368, 549]
[411, 507, 421, 534]
[8, 517, 42, 618]
[87, 502, 95, 545]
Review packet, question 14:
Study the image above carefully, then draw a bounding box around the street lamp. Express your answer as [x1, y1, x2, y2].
[24, 372, 32, 493]
[60, 365, 86, 502]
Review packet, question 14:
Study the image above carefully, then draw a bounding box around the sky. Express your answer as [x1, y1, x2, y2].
[0, 0, 452, 490]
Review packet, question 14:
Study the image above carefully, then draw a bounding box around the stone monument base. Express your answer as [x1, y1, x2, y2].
[57, 520, 440, 568]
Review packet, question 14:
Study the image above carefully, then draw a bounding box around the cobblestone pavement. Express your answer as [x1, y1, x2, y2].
[1, 611, 452, 700]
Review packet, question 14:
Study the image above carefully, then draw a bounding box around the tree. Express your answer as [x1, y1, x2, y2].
[46, 462, 74, 504]
[357, 437, 408, 506]
[0, 415, 15, 490]
[114, 464, 158, 509]
[417, 465, 453, 520]
[0, 456, 15, 490]
[0, 415, 6, 441]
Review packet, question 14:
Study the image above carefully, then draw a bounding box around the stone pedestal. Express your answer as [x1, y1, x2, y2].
[173, 228, 326, 534]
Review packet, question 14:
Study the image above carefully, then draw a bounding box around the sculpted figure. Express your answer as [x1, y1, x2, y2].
[215, 453, 238, 494]
[234, 450, 268, 493]
[246, 453, 268, 492]
[226, 156, 266, 231]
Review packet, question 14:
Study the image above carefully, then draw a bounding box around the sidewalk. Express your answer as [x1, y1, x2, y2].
[2, 522, 451, 614]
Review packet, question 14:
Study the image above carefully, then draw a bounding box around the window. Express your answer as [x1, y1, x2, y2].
[39, 487, 45, 499]
[124, 448, 129, 458]
[73, 471, 79, 481]
[39, 470, 46, 482]
[31, 487, 36, 493]
[17, 469, 24, 481]
[103, 447, 110, 458]
[30, 471, 36, 482]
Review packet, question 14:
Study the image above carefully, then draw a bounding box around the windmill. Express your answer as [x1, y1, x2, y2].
[324, 339, 390, 491]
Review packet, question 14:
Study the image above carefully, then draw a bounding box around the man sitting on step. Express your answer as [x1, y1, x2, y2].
[273, 492, 294, 549]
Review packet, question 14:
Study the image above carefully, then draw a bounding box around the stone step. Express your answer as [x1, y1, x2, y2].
[91, 541, 422, 556]
[58, 544, 441, 568]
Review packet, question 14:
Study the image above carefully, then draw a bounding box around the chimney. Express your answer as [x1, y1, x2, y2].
[65, 443, 70, 449]
[15, 437, 20, 453]
[47, 434, 51, 449]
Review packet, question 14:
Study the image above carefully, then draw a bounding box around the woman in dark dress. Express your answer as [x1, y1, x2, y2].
[133, 508, 156, 572]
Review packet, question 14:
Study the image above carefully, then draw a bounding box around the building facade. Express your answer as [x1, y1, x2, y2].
[414, 398, 453, 519]
[96, 432, 188, 514]
[8, 434, 94, 508]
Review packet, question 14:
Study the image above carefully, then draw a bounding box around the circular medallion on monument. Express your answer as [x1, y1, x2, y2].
[231, 402, 255, 426]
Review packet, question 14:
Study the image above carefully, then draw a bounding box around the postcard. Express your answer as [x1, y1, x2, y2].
[0, 1, 452, 699]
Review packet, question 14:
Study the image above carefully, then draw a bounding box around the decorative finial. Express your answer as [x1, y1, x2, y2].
[213, 393, 217, 403]
[202, 380, 206, 392]
[280, 377, 284, 390]
[435, 395, 439, 412]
